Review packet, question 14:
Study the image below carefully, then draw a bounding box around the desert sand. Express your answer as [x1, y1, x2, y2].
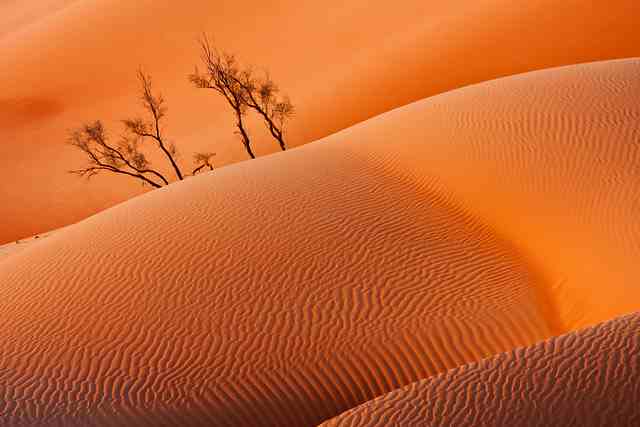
[321, 312, 640, 426]
[2, 0, 640, 244]
[0, 58, 639, 425]
[0, 227, 62, 262]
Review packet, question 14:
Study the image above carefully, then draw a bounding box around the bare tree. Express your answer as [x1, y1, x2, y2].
[190, 35, 294, 156]
[235, 72, 294, 151]
[124, 70, 184, 180]
[68, 120, 169, 188]
[69, 70, 215, 187]
[190, 37, 255, 158]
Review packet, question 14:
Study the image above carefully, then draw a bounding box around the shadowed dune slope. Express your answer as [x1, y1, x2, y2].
[320, 312, 640, 427]
[0, 59, 639, 425]
[1, 0, 640, 244]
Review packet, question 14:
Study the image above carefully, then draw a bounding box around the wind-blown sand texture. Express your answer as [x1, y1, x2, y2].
[1, 0, 640, 244]
[320, 312, 640, 427]
[1, 59, 639, 425]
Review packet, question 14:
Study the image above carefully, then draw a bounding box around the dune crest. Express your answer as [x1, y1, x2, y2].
[1, 59, 640, 425]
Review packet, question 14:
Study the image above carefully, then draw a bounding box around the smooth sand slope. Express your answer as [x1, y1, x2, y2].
[1, 59, 639, 425]
[0, 0, 78, 40]
[2, 0, 640, 244]
[0, 228, 63, 263]
[321, 312, 640, 427]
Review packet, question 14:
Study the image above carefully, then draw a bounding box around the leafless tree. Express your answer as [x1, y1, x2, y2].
[68, 120, 168, 188]
[124, 70, 184, 180]
[69, 70, 215, 187]
[190, 35, 294, 156]
[235, 72, 294, 151]
[190, 37, 255, 158]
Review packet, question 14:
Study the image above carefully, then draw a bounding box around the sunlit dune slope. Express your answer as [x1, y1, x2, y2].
[0, 228, 62, 263]
[2, 0, 640, 244]
[0, 59, 639, 425]
[320, 312, 640, 427]
[327, 58, 640, 332]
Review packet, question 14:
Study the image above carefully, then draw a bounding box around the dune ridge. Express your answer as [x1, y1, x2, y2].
[0, 59, 639, 425]
[320, 311, 640, 426]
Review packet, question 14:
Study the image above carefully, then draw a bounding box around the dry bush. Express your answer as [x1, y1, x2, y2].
[69, 70, 215, 187]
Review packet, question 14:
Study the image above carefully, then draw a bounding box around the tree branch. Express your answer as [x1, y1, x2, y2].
[137, 70, 185, 181]
[67, 121, 167, 188]
[191, 35, 255, 159]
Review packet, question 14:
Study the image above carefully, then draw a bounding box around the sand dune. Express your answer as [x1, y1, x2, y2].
[332, 58, 640, 332]
[0, 228, 62, 263]
[0, 131, 552, 425]
[0, 59, 639, 425]
[320, 312, 640, 427]
[2, 0, 640, 244]
[0, 0, 77, 40]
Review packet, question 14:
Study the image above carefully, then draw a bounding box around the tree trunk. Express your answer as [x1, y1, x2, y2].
[236, 115, 255, 159]
[243, 141, 256, 159]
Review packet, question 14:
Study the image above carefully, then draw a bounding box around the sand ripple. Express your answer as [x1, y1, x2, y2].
[0, 59, 639, 425]
[321, 312, 640, 426]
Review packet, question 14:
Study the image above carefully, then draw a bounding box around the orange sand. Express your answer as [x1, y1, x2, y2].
[1, 0, 640, 244]
[321, 312, 640, 426]
[0, 59, 639, 425]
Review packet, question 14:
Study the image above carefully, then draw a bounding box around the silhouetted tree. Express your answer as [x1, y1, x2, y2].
[235, 72, 294, 151]
[190, 37, 254, 158]
[124, 70, 184, 180]
[190, 35, 294, 156]
[69, 70, 215, 187]
[68, 120, 168, 188]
